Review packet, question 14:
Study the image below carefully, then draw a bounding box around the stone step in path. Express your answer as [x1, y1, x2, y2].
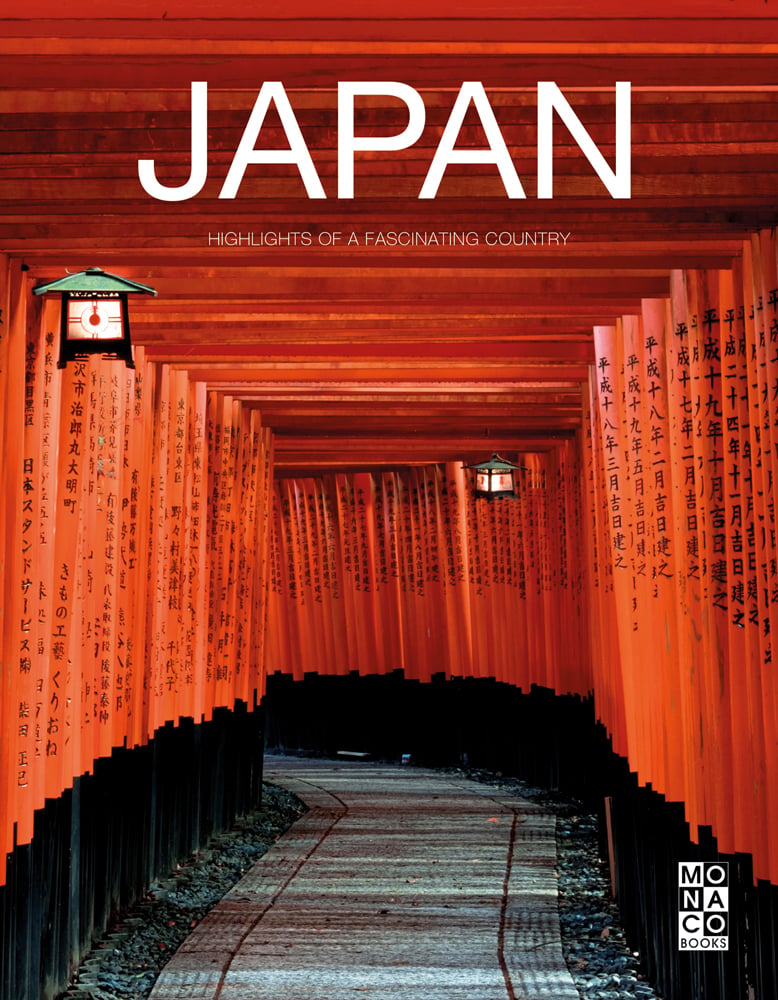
[150, 757, 579, 1000]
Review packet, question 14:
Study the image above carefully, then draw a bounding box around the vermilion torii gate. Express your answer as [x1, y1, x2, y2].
[2, 3, 778, 999]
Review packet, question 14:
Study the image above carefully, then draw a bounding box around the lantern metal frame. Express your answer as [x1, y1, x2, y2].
[464, 452, 526, 500]
[33, 267, 157, 369]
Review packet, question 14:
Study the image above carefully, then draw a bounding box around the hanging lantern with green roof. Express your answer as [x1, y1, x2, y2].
[33, 267, 157, 369]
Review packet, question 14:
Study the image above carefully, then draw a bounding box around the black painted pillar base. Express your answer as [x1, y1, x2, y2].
[0, 700, 264, 1000]
[608, 771, 778, 1000]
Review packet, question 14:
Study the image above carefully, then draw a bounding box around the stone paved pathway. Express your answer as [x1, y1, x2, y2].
[150, 757, 579, 1000]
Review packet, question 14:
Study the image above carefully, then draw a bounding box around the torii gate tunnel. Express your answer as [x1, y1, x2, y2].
[1, 3, 778, 999]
